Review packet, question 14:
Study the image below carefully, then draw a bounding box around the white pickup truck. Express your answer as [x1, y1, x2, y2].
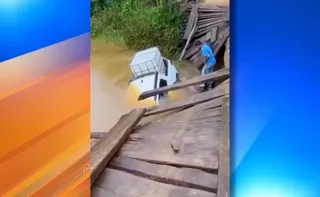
[129, 47, 179, 105]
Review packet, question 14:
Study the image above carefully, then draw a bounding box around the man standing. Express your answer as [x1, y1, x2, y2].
[195, 40, 216, 88]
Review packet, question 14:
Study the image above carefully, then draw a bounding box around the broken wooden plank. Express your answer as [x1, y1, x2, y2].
[91, 138, 100, 148]
[90, 109, 146, 185]
[211, 27, 218, 43]
[199, 13, 226, 19]
[190, 50, 201, 62]
[198, 19, 225, 29]
[145, 84, 228, 116]
[183, 4, 199, 40]
[214, 26, 230, 56]
[92, 168, 215, 197]
[195, 22, 225, 38]
[179, 25, 197, 61]
[193, 55, 204, 69]
[198, 8, 228, 12]
[224, 37, 230, 68]
[217, 97, 230, 197]
[198, 17, 224, 25]
[198, 31, 212, 42]
[225, 11, 230, 22]
[109, 157, 218, 193]
[184, 46, 199, 59]
[197, 21, 226, 34]
[217, 23, 228, 35]
[138, 68, 229, 100]
[90, 132, 106, 139]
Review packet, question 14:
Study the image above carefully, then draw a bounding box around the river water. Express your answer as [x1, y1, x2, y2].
[90, 39, 199, 133]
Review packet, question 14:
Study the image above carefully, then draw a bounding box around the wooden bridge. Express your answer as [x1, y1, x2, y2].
[90, 69, 230, 197]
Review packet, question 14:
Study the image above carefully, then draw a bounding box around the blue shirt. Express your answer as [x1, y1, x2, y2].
[201, 44, 216, 65]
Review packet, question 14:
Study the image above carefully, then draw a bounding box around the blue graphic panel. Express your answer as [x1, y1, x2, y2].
[232, 0, 320, 196]
[0, 0, 90, 61]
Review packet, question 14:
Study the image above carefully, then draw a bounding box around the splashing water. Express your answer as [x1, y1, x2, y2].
[167, 89, 188, 103]
[126, 83, 157, 109]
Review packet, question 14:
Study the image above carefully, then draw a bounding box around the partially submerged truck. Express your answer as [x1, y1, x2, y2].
[128, 47, 179, 105]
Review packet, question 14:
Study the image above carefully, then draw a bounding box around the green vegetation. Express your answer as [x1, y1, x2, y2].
[91, 0, 184, 57]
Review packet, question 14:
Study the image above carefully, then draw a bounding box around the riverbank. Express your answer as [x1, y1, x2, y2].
[91, 0, 184, 58]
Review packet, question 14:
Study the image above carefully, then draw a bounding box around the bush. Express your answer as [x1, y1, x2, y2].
[91, 0, 184, 57]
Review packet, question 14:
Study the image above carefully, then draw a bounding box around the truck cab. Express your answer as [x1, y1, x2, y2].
[128, 47, 179, 105]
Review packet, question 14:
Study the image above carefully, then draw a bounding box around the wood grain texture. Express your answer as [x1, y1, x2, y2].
[184, 46, 199, 60]
[183, 4, 199, 39]
[139, 68, 229, 100]
[198, 31, 212, 43]
[90, 132, 106, 139]
[90, 138, 100, 148]
[180, 25, 197, 61]
[90, 109, 146, 185]
[109, 157, 218, 193]
[217, 97, 230, 197]
[211, 27, 219, 42]
[171, 106, 194, 153]
[223, 38, 230, 68]
[145, 81, 229, 116]
[119, 100, 224, 171]
[214, 26, 229, 56]
[92, 168, 215, 197]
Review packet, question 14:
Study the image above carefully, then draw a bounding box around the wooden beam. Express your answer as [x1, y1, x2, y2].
[214, 26, 230, 56]
[198, 31, 212, 43]
[138, 68, 229, 100]
[190, 50, 201, 62]
[184, 46, 199, 59]
[193, 55, 204, 69]
[145, 84, 228, 116]
[195, 22, 226, 38]
[92, 168, 215, 197]
[199, 13, 226, 19]
[91, 138, 100, 148]
[90, 109, 146, 185]
[224, 37, 230, 69]
[179, 25, 197, 61]
[198, 17, 224, 25]
[198, 19, 225, 29]
[211, 27, 219, 43]
[90, 132, 106, 139]
[109, 157, 218, 193]
[217, 97, 230, 197]
[183, 4, 199, 39]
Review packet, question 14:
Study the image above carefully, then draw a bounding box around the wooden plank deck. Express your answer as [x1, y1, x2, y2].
[90, 78, 230, 197]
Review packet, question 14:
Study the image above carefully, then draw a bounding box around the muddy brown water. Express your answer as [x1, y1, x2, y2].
[91, 39, 199, 133]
